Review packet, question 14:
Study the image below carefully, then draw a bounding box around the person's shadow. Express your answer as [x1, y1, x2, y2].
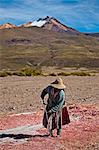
[0, 133, 50, 140]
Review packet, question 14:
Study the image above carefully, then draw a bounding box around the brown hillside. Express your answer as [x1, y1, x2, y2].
[0, 27, 99, 70]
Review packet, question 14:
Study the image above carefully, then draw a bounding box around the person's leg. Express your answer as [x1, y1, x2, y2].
[57, 111, 62, 136]
[48, 114, 53, 136]
[57, 128, 61, 136]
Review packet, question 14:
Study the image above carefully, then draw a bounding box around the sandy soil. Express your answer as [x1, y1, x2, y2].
[0, 75, 99, 115]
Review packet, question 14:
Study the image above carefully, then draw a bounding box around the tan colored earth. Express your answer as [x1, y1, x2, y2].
[0, 75, 99, 115]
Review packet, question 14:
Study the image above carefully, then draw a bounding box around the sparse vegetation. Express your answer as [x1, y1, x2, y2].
[0, 72, 8, 77]
[49, 73, 57, 76]
[58, 72, 70, 76]
[58, 72, 91, 76]
[0, 67, 43, 77]
[20, 67, 42, 76]
[0, 71, 13, 77]
[13, 71, 26, 76]
[0, 68, 93, 77]
[70, 72, 91, 76]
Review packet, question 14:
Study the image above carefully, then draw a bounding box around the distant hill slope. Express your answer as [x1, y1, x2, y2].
[0, 23, 16, 29]
[85, 33, 99, 37]
[0, 27, 99, 70]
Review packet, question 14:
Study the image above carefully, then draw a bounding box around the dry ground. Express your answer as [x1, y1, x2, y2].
[0, 76, 99, 150]
[0, 75, 99, 115]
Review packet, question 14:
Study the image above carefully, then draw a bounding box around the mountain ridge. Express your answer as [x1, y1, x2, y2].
[0, 23, 16, 29]
[0, 16, 79, 35]
[0, 16, 99, 36]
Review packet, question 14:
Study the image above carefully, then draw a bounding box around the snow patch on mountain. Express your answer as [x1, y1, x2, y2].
[30, 20, 47, 27]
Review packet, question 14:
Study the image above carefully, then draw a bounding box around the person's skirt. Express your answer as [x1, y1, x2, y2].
[43, 106, 70, 130]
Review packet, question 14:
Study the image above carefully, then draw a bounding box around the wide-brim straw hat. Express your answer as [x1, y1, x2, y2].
[50, 77, 66, 89]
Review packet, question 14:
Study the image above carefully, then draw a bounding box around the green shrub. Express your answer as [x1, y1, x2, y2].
[6, 71, 13, 76]
[70, 72, 91, 76]
[13, 71, 26, 76]
[32, 69, 42, 76]
[56, 71, 91, 76]
[58, 72, 70, 76]
[49, 73, 57, 76]
[0, 71, 13, 77]
[0, 72, 8, 77]
[20, 67, 42, 76]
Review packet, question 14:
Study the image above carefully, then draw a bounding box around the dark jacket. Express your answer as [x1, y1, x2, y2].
[41, 86, 65, 113]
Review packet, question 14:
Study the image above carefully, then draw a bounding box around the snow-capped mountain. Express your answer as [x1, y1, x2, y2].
[22, 20, 47, 28]
[21, 20, 46, 28]
[30, 20, 47, 27]
[21, 17, 48, 28]
[21, 16, 79, 34]
[0, 16, 79, 34]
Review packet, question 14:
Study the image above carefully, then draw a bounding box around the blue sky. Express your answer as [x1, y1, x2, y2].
[0, 0, 99, 33]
